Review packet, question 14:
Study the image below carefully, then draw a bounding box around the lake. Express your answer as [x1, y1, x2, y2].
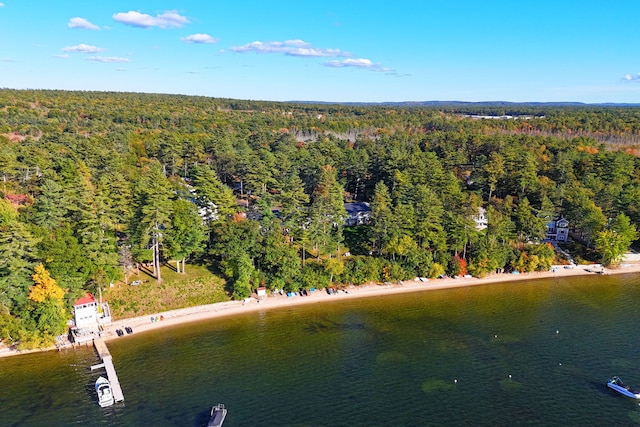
[2, 273, 640, 426]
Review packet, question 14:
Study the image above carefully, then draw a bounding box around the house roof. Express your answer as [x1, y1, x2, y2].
[344, 202, 371, 214]
[74, 292, 96, 306]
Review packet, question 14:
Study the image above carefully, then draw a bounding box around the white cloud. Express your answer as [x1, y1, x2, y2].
[0, 3, 5, 7]
[68, 17, 100, 30]
[181, 33, 217, 44]
[53, 54, 70, 59]
[113, 10, 189, 29]
[324, 58, 392, 72]
[62, 44, 103, 53]
[231, 39, 349, 57]
[623, 73, 640, 82]
[86, 56, 130, 63]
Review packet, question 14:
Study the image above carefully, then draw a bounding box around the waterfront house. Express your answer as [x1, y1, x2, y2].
[546, 216, 569, 242]
[73, 293, 98, 328]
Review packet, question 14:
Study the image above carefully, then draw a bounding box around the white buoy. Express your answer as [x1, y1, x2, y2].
[454, 379, 457, 384]
[556, 330, 559, 334]
[509, 374, 512, 379]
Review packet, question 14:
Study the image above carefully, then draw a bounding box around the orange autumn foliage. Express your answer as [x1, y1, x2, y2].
[576, 145, 599, 154]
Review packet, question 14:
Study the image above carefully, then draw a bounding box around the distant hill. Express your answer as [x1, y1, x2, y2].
[289, 100, 640, 108]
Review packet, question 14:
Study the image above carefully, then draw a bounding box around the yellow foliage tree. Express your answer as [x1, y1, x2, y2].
[28, 263, 65, 303]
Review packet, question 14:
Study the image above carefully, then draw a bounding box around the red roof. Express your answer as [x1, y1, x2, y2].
[74, 293, 96, 306]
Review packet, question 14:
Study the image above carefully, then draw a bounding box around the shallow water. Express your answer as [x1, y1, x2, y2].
[2, 273, 640, 426]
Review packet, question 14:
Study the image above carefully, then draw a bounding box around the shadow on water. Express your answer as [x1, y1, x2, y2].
[589, 380, 615, 397]
[84, 379, 96, 404]
[193, 407, 213, 427]
[304, 318, 366, 333]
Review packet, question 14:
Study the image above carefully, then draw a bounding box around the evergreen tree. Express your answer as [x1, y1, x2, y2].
[132, 163, 174, 282]
[192, 165, 237, 221]
[0, 222, 39, 310]
[31, 179, 68, 229]
[413, 185, 447, 254]
[165, 198, 207, 273]
[307, 165, 346, 256]
[369, 181, 396, 256]
[275, 169, 309, 242]
[514, 197, 547, 242]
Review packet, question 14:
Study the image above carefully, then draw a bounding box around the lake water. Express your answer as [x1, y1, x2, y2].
[3, 273, 640, 426]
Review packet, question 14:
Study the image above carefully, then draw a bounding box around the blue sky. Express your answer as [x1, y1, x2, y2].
[1, 1, 640, 103]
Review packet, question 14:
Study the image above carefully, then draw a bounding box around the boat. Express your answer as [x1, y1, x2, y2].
[207, 403, 227, 427]
[607, 376, 640, 399]
[95, 376, 115, 407]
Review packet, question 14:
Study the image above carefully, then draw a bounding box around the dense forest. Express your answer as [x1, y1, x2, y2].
[1, 89, 640, 348]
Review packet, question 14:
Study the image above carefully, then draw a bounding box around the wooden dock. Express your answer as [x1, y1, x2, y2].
[93, 338, 125, 403]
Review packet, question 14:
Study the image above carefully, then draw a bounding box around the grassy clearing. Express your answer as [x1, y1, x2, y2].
[105, 264, 229, 319]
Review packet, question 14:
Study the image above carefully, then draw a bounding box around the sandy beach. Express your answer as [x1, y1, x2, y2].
[2, 260, 640, 358]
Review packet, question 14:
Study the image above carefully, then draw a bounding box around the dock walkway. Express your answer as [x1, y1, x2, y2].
[93, 338, 125, 403]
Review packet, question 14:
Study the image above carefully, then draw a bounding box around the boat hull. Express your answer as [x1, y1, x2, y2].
[607, 378, 640, 399]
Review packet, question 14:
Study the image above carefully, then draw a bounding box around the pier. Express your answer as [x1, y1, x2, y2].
[92, 338, 125, 403]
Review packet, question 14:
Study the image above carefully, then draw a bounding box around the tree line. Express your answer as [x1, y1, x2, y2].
[0, 89, 638, 348]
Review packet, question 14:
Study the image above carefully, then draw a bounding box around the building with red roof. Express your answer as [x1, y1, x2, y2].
[73, 292, 98, 328]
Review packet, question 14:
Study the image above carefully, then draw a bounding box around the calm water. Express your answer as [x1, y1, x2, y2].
[3, 273, 640, 426]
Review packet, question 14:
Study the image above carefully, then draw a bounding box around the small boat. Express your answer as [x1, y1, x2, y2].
[607, 376, 640, 399]
[95, 376, 115, 407]
[207, 403, 227, 427]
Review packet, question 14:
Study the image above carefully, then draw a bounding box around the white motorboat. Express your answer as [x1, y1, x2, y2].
[95, 376, 115, 407]
[607, 376, 640, 399]
[207, 403, 227, 427]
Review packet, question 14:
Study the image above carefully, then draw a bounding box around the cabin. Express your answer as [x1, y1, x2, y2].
[546, 216, 569, 242]
[73, 292, 112, 328]
[344, 202, 371, 226]
[74, 293, 98, 328]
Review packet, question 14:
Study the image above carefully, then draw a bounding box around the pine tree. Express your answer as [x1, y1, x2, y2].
[165, 198, 207, 273]
[0, 222, 39, 310]
[132, 163, 174, 282]
[308, 165, 346, 256]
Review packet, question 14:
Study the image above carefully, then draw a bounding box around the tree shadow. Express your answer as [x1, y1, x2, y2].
[164, 261, 177, 273]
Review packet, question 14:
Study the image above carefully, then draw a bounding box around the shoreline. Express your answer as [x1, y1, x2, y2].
[2, 262, 640, 359]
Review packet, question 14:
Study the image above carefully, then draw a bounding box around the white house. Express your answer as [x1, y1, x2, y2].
[473, 207, 488, 230]
[73, 293, 98, 328]
[546, 217, 569, 242]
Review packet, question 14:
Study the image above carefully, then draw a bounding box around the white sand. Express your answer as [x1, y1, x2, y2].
[2, 261, 640, 358]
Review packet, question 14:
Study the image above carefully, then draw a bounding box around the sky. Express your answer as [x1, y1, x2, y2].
[1, 1, 640, 104]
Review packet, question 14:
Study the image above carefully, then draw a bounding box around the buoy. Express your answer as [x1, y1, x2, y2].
[454, 379, 457, 384]
[509, 374, 512, 379]
[556, 330, 559, 334]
